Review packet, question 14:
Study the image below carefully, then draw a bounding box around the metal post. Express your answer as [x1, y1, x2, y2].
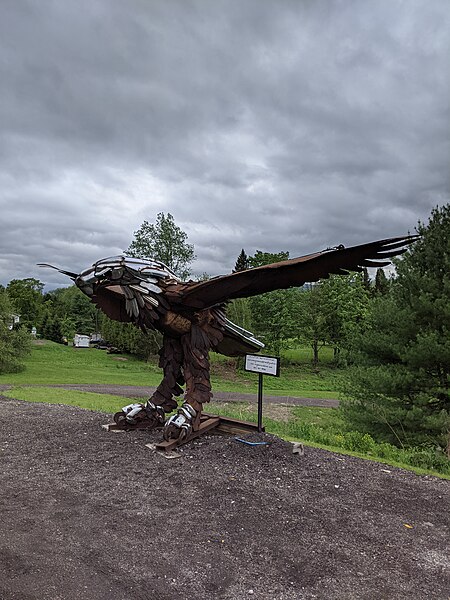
[257, 372, 263, 433]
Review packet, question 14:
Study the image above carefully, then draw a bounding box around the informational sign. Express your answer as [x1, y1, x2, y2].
[244, 354, 281, 432]
[244, 354, 280, 377]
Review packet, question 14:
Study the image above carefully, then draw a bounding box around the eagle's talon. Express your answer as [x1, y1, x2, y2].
[163, 403, 196, 441]
[145, 401, 166, 424]
[122, 402, 145, 424]
[114, 402, 165, 430]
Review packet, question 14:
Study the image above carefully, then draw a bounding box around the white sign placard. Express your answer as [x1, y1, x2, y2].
[244, 354, 280, 377]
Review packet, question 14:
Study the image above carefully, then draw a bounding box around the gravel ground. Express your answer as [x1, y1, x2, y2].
[0, 397, 449, 600]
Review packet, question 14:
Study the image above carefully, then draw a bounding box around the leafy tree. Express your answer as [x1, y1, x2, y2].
[251, 288, 298, 356]
[246, 250, 296, 355]
[341, 205, 450, 456]
[296, 283, 327, 367]
[226, 298, 253, 331]
[194, 272, 210, 282]
[100, 315, 161, 359]
[362, 267, 372, 293]
[44, 286, 99, 336]
[321, 273, 370, 359]
[233, 249, 249, 272]
[6, 278, 44, 331]
[0, 288, 31, 373]
[126, 213, 195, 280]
[227, 251, 252, 335]
[40, 311, 64, 343]
[374, 268, 390, 296]
[295, 274, 369, 367]
[248, 250, 289, 268]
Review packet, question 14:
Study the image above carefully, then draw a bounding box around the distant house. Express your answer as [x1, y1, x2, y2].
[8, 314, 20, 330]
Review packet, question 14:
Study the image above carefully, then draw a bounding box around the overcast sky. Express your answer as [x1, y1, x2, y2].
[1, 0, 449, 288]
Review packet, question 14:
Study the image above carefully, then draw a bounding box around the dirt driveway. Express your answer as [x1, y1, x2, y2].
[0, 397, 449, 600]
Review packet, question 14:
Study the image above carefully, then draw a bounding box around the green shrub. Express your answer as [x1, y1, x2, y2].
[0, 325, 32, 373]
[342, 431, 376, 453]
[402, 447, 450, 473]
[277, 410, 450, 476]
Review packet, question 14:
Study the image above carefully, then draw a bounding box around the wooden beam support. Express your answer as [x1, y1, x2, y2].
[154, 416, 221, 451]
[203, 414, 265, 435]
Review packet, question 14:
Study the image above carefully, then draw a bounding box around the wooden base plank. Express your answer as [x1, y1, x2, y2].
[154, 416, 220, 451]
[101, 423, 122, 432]
[103, 413, 264, 450]
[203, 414, 265, 434]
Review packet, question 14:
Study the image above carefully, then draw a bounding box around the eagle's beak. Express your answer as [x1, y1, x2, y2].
[37, 263, 78, 280]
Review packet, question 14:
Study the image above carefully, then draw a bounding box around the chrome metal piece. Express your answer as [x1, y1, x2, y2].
[181, 402, 197, 418]
[223, 319, 265, 350]
[78, 273, 98, 285]
[144, 296, 159, 307]
[164, 413, 191, 434]
[140, 268, 172, 278]
[111, 267, 125, 280]
[93, 261, 124, 270]
[145, 401, 165, 423]
[122, 403, 142, 414]
[163, 402, 196, 440]
[94, 267, 112, 278]
[121, 403, 145, 424]
[140, 281, 163, 294]
[84, 254, 180, 281]
[130, 284, 150, 295]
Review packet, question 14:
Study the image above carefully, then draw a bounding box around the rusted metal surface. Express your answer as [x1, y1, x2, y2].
[40, 235, 418, 446]
[112, 410, 165, 430]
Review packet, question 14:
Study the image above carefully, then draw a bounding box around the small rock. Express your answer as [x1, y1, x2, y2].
[292, 442, 304, 455]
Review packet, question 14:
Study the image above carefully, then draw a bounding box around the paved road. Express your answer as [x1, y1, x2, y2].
[0, 383, 339, 407]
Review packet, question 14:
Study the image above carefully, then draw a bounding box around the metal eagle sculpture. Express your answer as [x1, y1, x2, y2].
[39, 235, 417, 443]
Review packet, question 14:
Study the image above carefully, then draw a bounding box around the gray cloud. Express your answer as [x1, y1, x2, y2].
[1, 0, 449, 287]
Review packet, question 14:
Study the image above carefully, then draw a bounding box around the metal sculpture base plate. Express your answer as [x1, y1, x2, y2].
[102, 414, 265, 452]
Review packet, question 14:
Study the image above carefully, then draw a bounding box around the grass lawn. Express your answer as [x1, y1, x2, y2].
[4, 385, 130, 414]
[0, 341, 163, 386]
[0, 340, 343, 398]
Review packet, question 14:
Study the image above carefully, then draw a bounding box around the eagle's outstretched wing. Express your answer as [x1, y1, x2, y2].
[165, 235, 418, 310]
